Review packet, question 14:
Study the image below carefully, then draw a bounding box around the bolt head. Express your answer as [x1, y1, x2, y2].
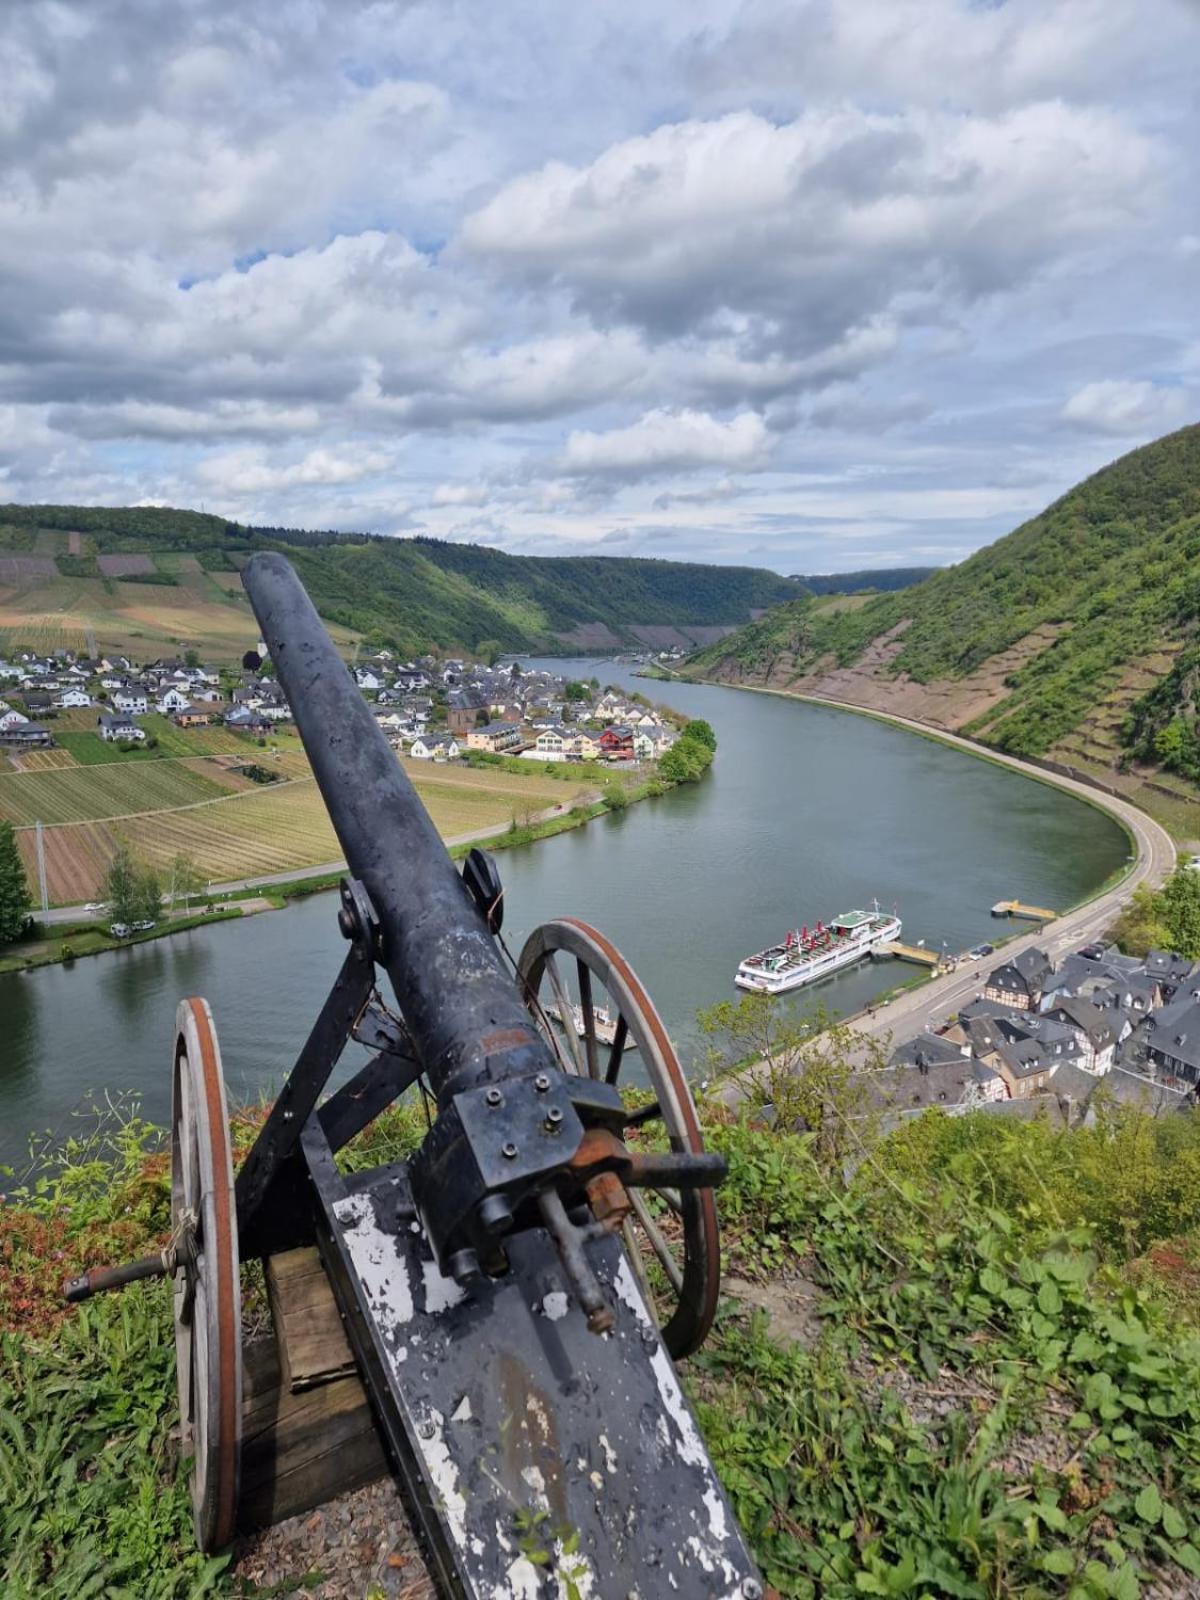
[639, 1326, 658, 1351]
[546, 1106, 564, 1125]
[501, 1141, 519, 1160]
[741, 1581, 763, 1599]
[534, 1073, 551, 1092]
[485, 1087, 503, 1107]
[417, 1419, 436, 1441]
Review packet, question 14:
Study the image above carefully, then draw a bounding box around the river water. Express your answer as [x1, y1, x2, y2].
[0, 664, 1129, 1175]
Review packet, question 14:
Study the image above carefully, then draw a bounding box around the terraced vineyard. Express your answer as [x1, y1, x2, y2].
[12, 758, 591, 902]
[0, 758, 234, 826]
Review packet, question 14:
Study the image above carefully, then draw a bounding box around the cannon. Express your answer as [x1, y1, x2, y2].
[64, 553, 764, 1598]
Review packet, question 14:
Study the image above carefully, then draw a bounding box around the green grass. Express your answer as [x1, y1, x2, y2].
[6, 1095, 1200, 1596]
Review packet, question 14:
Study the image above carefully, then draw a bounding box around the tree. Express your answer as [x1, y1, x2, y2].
[169, 852, 204, 912]
[475, 639, 503, 666]
[136, 862, 164, 924]
[105, 846, 162, 926]
[184, 648, 201, 669]
[679, 718, 716, 751]
[697, 994, 888, 1172]
[0, 821, 32, 943]
[104, 845, 140, 925]
[1161, 866, 1200, 959]
[1112, 883, 1171, 958]
[564, 681, 589, 702]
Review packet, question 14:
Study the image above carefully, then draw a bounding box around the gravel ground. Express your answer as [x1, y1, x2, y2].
[233, 1479, 435, 1599]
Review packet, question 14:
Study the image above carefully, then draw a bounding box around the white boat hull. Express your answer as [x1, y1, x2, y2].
[735, 913, 902, 994]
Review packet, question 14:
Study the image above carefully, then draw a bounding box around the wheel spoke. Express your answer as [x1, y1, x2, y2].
[629, 1189, 684, 1293]
[576, 958, 600, 1080]
[623, 1098, 662, 1130]
[604, 1014, 629, 1084]
[544, 953, 586, 1076]
[653, 1186, 683, 1215]
[622, 1216, 658, 1321]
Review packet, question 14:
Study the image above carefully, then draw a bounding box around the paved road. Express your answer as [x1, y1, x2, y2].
[782, 695, 1178, 1048]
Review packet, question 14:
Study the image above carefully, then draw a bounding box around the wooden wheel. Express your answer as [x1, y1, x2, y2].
[517, 917, 720, 1359]
[171, 997, 242, 1552]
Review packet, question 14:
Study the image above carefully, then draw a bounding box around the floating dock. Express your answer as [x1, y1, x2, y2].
[991, 900, 1057, 921]
[879, 940, 941, 967]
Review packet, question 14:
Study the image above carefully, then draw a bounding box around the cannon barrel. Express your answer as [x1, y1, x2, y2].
[241, 551, 554, 1106]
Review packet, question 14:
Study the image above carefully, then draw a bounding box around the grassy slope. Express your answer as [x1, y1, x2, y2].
[689, 424, 1200, 771]
[0, 503, 933, 661]
[4, 1098, 1200, 1596]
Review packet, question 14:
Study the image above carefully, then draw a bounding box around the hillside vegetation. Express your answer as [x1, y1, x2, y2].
[689, 425, 1200, 821]
[0, 504, 803, 658]
[0, 502, 932, 661]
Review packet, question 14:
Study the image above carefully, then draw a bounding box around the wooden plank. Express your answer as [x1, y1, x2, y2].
[238, 1335, 389, 1532]
[265, 1246, 357, 1391]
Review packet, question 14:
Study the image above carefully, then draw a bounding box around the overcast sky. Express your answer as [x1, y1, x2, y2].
[2, 0, 1196, 573]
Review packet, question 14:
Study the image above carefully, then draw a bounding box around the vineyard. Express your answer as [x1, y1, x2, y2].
[13, 760, 590, 903]
[0, 759, 233, 826]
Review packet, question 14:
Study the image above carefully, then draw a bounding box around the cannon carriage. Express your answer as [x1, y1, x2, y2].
[65, 553, 763, 1599]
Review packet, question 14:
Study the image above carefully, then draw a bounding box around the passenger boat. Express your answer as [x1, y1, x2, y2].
[544, 1000, 637, 1049]
[735, 902, 902, 994]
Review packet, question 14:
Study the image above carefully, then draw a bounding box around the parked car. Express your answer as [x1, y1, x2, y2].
[967, 943, 994, 959]
[109, 922, 131, 938]
[1078, 942, 1106, 960]
[83, 901, 106, 913]
[131, 919, 157, 932]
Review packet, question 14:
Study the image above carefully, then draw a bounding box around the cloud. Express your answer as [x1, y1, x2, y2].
[1061, 380, 1191, 436]
[460, 104, 1159, 349]
[196, 444, 395, 494]
[0, 0, 1194, 570]
[562, 409, 772, 477]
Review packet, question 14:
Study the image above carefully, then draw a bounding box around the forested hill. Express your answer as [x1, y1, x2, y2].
[0, 502, 927, 659]
[687, 424, 1200, 823]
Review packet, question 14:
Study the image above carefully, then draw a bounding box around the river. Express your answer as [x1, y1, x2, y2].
[0, 664, 1129, 1176]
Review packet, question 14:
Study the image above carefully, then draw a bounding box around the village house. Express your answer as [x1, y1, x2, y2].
[173, 705, 210, 729]
[157, 686, 192, 715]
[98, 713, 145, 743]
[56, 686, 92, 709]
[1041, 997, 1117, 1075]
[598, 726, 635, 761]
[467, 722, 523, 754]
[20, 692, 55, 719]
[224, 707, 272, 736]
[533, 726, 568, 759]
[0, 721, 53, 748]
[410, 734, 460, 761]
[113, 688, 149, 714]
[0, 707, 28, 731]
[982, 947, 1054, 1009]
[1137, 996, 1200, 1087]
[567, 729, 600, 760]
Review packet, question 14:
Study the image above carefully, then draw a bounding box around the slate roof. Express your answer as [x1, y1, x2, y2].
[889, 1032, 969, 1071]
[1099, 1067, 1194, 1115]
[1043, 997, 1116, 1051]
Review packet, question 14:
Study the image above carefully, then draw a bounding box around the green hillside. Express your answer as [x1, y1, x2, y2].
[0, 502, 931, 660]
[689, 424, 1200, 816]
